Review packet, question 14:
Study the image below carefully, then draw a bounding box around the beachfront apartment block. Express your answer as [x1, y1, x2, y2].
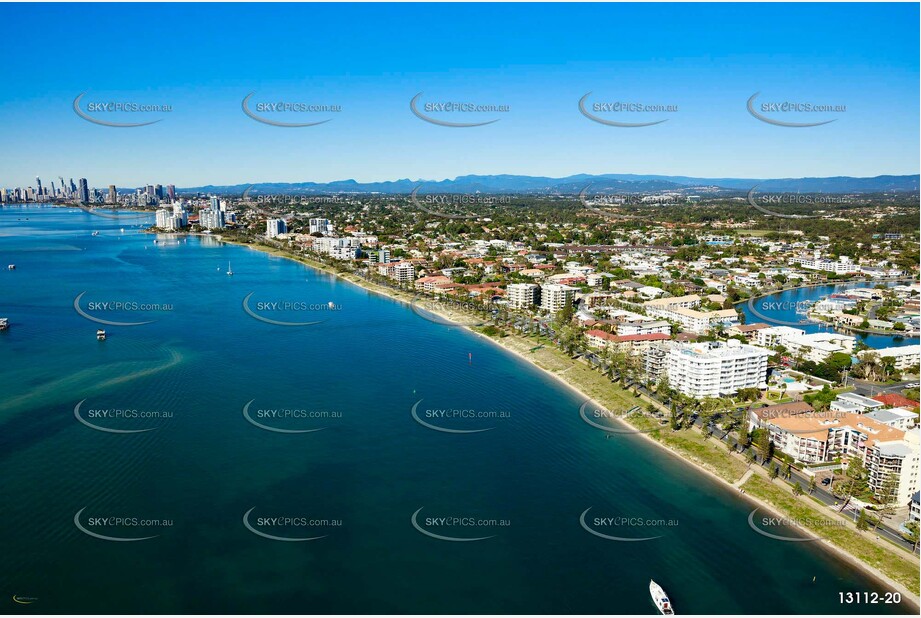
[266, 218, 287, 239]
[198, 208, 225, 230]
[314, 236, 360, 260]
[584, 330, 670, 355]
[155, 208, 185, 230]
[377, 261, 415, 283]
[540, 284, 575, 314]
[755, 410, 920, 503]
[506, 283, 540, 309]
[859, 345, 921, 373]
[665, 340, 770, 398]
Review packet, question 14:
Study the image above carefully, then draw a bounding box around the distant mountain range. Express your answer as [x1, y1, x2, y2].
[182, 173, 920, 196]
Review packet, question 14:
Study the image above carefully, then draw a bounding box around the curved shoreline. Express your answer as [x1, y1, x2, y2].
[221, 236, 920, 606]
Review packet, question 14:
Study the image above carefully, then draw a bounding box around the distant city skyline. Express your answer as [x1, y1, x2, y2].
[0, 3, 918, 186]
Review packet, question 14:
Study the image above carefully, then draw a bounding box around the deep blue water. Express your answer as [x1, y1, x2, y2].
[742, 283, 918, 350]
[0, 205, 914, 614]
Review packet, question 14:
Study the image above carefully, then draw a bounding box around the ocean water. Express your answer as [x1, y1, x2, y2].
[0, 205, 913, 614]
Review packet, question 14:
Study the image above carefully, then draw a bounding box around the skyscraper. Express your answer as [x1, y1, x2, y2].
[155, 184, 163, 200]
[78, 178, 89, 203]
[108, 185, 117, 204]
[167, 185, 176, 201]
[35, 176, 42, 197]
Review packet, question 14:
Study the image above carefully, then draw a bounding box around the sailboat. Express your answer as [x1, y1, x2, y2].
[226, 261, 234, 276]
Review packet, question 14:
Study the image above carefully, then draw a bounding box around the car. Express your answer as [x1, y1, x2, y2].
[821, 477, 832, 485]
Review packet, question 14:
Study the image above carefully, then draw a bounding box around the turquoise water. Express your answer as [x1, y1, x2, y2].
[0, 205, 913, 614]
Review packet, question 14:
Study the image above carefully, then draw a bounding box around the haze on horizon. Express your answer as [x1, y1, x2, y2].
[0, 3, 918, 187]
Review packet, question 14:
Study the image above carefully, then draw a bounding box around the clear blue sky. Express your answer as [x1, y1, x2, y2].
[0, 2, 917, 188]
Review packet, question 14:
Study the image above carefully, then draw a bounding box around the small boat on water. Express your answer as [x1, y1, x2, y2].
[226, 261, 234, 276]
[7, 264, 15, 270]
[649, 580, 675, 615]
[0, 318, 9, 331]
[96, 329, 107, 341]
[92, 231, 99, 236]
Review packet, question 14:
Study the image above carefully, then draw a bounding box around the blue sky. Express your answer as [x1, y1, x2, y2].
[0, 2, 918, 188]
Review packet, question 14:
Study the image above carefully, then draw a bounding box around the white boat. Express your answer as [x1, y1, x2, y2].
[7, 264, 15, 270]
[92, 231, 99, 236]
[649, 580, 675, 615]
[226, 261, 233, 276]
[96, 329, 107, 341]
[0, 318, 9, 331]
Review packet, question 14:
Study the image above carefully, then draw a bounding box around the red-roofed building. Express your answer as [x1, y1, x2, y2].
[873, 393, 921, 410]
[585, 329, 618, 349]
[611, 333, 671, 354]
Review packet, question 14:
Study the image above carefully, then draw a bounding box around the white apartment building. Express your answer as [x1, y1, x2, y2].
[784, 332, 856, 362]
[753, 326, 805, 348]
[866, 408, 918, 431]
[617, 320, 671, 337]
[644, 294, 738, 334]
[155, 208, 184, 230]
[198, 208, 225, 230]
[788, 253, 859, 274]
[377, 261, 415, 283]
[860, 345, 921, 373]
[665, 340, 771, 398]
[313, 237, 360, 260]
[830, 392, 885, 414]
[506, 283, 540, 309]
[309, 218, 333, 234]
[540, 284, 575, 314]
[644, 294, 701, 316]
[266, 218, 287, 239]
